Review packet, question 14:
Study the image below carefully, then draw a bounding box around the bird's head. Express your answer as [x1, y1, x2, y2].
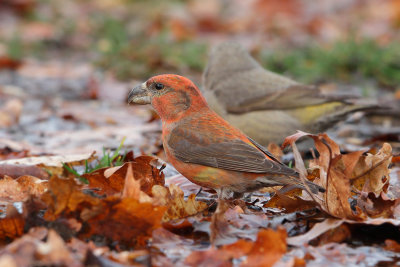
[128, 74, 208, 121]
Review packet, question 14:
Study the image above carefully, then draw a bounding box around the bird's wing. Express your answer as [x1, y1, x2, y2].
[203, 42, 355, 114]
[167, 126, 297, 176]
[206, 67, 354, 114]
[227, 84, 354, 113]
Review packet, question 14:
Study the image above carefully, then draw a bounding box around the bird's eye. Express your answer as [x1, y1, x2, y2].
[155, 83, 164, 90]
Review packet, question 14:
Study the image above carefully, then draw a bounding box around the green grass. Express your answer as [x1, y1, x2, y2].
[93, 17, 207, 80]
[260, 39, 400, 88]
[6, 35, 24, 60]
[63, 138, 127, 184]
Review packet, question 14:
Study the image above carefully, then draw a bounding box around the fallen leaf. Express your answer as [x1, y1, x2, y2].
[0, 227, 47, 266]
[264, 191, 316, 212]
[152, 184, 207, 222]
[85, 167, 124, 196]
[0, 99, 22, 127]
[121, 163, 152, 203]
[0, 255, 18, 267]
[1, 153, 94, 167]
[241, 228, 287, 267]
[287, 219, 344, 246]
[384, 239, 400, 252]
[0, 175, 48, 202]
[357, 192, 396, 218]
[0, 57, 22, 70]
[184, 246, 233, 267]
[0, 205, 25, 240]
[86, 156, 165, 196]
[0, 176, 25, 202]
[0, 148, 30, 160]
[83, 196, 166, 247]
[325, 156, 358, 219]
[208, 200, 270, 246]
[210, 199, 234, 245]
[121, 164, 141, 199]
[283, 131, 394, 220]
[41, 176, 101, 221]
[314, 223, 351, 245]
[185, 228, 287, 267]
[352, 143, 392, 196]
[36, 230, 80, 266]
[288, 218, 400, 246]
[0, 164, 49, 179]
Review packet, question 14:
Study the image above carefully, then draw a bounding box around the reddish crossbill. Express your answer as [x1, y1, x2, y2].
[128, 74, 324, 198]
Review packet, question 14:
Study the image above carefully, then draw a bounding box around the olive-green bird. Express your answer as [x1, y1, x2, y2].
[202, 42, 375, 145]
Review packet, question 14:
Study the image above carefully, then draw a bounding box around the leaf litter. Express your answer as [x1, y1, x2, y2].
[0, 77, 399, 265]
[0, 0, 400, 265]
[0, 130, 399, 266]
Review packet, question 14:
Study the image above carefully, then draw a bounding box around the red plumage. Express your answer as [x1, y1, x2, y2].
[128, 74, 324, 198]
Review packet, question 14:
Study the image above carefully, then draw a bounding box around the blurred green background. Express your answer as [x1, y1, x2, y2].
[1, 0, 400, 89]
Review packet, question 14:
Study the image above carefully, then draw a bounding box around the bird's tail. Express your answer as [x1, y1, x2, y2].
[303, 180, 325, 193]
[262, 175, 325, 194]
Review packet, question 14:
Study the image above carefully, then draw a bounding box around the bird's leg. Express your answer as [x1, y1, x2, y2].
[195, 187, 203, 197]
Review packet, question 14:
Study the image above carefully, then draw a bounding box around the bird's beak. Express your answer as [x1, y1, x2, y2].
[128, 82, 151, 105]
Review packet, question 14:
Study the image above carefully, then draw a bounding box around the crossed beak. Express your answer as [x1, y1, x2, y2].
[128, 82, 151, 105]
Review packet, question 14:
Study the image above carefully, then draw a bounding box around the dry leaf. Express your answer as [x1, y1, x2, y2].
[0, 99, 22, 127]
[283, 131, 394, 220]
[0, 164, 49, 179]
[121, 163, 152, 203]
[152, 184, 207, 222]
[85, 156, 165, 196]
[264, 191, 316, 212]
[384, 239, 400, 252]
[41, 176, 101, 221]
[352, 143, 392, 196]
[241, 228, 287, 267]
[0, 205, 25, 240]
[36, 230, 80, 266]
[185, 228, 287, 267]
[83, 196, 166, 247]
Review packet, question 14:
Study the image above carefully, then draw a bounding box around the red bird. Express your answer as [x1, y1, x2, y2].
[128, 74, 324, 198]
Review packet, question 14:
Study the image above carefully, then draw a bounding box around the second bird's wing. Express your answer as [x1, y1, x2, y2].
[203, 42, 354, 114]
[167, 126, 297, 176]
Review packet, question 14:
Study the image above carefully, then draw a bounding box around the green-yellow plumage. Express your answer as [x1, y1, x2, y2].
[202, 42, 375, 145]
